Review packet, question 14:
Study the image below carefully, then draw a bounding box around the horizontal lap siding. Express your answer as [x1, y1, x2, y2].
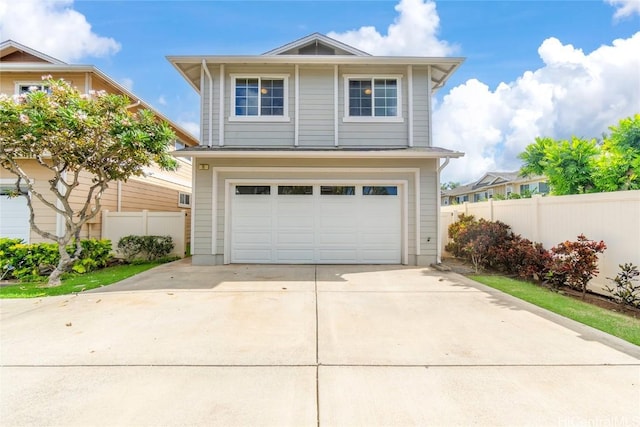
[194, 163, 213, 254]
[193, 158, 431, 259]
[222, 66, 295, 147]
[299, 67, 334, 147]
[338, 65, 409, 147]
[412, 67, 430, 147]
[419, 161, 439, 257]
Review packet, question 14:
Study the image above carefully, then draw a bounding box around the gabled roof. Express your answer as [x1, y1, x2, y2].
[472, 171, 520, 189]
[0, 40, 199, 146]
[442, 171, 547, 197]
[262, 33, 371, 56]
[168, 33, 464, 94]
[0, 40, 66, 65]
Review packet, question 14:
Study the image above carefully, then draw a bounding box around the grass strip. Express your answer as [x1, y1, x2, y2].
[0, 263, 160, 298]
[470, 275, 640, 346]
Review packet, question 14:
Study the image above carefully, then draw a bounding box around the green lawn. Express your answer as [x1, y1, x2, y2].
[470, 275, 640, 346]
[0, 263, 160, 298]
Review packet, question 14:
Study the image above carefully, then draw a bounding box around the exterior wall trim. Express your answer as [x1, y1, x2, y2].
[211, 166, 420, 265]
[222, 177, 409, 265]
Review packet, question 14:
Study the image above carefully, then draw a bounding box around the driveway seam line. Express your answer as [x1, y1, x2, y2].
[4, 363, 638, 368]
[314, 264, 320, 427]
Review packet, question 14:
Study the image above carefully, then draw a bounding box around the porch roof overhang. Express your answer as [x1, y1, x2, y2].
[172, 146, 464, 160]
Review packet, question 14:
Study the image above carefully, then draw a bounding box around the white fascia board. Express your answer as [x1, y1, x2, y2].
[168, 55, 464, 67]
[172, 150, 464, 160]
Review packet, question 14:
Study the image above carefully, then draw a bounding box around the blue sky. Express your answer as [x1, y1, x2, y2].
[1, 0, 638, 183]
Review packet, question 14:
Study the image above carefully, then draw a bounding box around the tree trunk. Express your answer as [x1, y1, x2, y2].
[45, 243, 76, 287]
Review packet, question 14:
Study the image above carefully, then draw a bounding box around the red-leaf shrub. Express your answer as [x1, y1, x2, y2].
[493, 235, 551, 280]
[546, 234, 607, 296]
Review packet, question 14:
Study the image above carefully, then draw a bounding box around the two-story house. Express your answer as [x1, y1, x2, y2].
[0, 40, 199, 247]
[441, 171, 549, 205]
[169, 33, 464, 265]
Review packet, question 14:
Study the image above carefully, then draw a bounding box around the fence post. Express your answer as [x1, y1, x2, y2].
[101, 210, 109, 240]
[532, 195, 541, 242]
[489, 198, 494, 221]
[142, 210, 149, 235]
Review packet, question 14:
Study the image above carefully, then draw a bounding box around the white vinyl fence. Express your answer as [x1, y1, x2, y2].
[102, 210, 186, 258]
[441, 190, 640, 291]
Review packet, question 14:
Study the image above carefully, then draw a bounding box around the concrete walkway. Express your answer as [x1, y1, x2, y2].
[1, 260, 639, 426]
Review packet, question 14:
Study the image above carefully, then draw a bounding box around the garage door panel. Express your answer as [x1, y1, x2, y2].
[0, 196, 30, 242]
[275, 249, 315, 263]
[276, 231, 314, 244]
[231, 183, 402, 264]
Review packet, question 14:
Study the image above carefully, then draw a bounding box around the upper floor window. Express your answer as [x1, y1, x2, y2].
[343, 75, 402, 122]
[231, 75, 289, 121]
[16, 83, 50, 95]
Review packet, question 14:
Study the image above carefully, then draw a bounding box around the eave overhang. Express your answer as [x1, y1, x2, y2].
[167, 55, 464, 94]
[172, 147, 464, 160]
[0, 63, 199, 147]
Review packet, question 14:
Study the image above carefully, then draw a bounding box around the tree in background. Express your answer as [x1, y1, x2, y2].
[592, 114, 640, 191]
[518, 115, 639, 195]
[0, 78, 177, 286]
[441, 181, 460, 191]
[519, 136, 598, 195]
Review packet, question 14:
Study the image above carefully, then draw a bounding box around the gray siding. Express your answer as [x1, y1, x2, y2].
[412, 66, 430, 147]
[298, 67, 335, 147]
[191, 158, 439, 265]
[198, 63, 437, 149]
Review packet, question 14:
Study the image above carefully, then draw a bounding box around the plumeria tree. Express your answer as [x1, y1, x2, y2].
[0, 77, 177, 285]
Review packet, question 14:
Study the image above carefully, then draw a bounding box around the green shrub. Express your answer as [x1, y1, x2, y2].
[0, 238, 112, 280]
[604, 263, 640, 308]
[117, 235, 174, 262]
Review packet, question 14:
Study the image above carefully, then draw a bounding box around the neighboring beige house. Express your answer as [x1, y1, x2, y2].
[0, 40, 199, 248]
[441, 171, 549, 205]
[168, 33, 464, 265]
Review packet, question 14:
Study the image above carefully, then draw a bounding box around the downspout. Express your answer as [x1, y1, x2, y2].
[201, 59, 214, 147]
[436, 157, 450, 264]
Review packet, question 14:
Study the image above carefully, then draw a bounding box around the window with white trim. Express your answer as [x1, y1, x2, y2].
[344, 75, 402, 121]
[178, 192, 191, 208]
[16, 82, 50, 95]
[231, 75, 288, 120]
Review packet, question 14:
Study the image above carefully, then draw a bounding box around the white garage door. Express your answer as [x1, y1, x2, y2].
[231, 184, 401, 264]
[0, 195, 30, 242]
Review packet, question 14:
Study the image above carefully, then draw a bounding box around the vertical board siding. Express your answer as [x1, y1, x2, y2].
[441, 190, 640, 291]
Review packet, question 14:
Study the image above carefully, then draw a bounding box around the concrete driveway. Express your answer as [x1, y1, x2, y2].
[1, 260, 639, 426]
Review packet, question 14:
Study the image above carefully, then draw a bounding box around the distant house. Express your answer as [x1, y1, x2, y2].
[441, 171, 548, 205]
[0, 40, 199, 247]
[168, 33, 465, 265]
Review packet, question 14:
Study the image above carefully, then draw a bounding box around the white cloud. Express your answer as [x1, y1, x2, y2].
[0, 0, 120, 62]
[158, 96, 167, 106]
[328, 0, 455, 56]
[435, 32, 640, 184]
[606, 0, 640, 19]
[119, 78, 134, 91]
[178, 121, 200, 139]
